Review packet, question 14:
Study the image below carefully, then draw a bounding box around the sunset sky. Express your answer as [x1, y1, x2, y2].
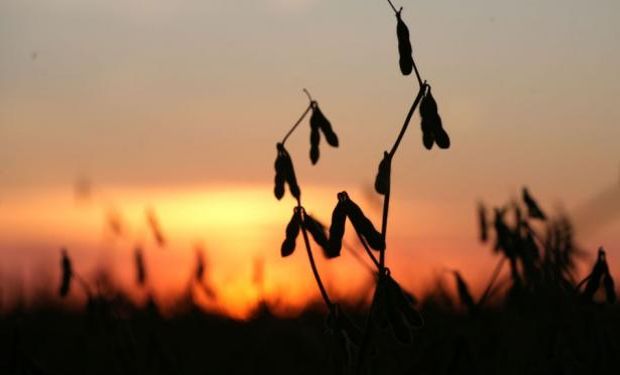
[1, 0, 619, 318]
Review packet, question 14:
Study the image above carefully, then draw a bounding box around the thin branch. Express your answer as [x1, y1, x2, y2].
[299, 206, 334, 310]
[281, 105, 312, 145]
[354, 276, 381, 374]
[477, 256, 507, 307]
[378, 85, 426, 268]
[411, 58, 423, 88]
[344, 241, 376, 273]
[302, 88, 313, 102]
[379, 177, 391, 269]
[73, 272, 93, 300]
[354, 231, 381, 270]
[389, 84, 427, 158]
[576, 273, 592, 291]
[385, 0, 398, 14]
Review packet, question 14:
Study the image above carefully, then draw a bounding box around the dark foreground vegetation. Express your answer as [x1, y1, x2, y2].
[1, 274, 619, 375]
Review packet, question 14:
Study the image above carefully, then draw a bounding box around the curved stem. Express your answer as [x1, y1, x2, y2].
[379, 176, 391, 269]
[477, 256, 507, 307]
[412, 58, 423, 88]
[378, 85, 426, 268]
[73, 272, 93, 300]
[281, 104, 312, 145]
[388, 85, 426, 158]
[298, 205, 333, 310]
[302, 88, 313, 102]
[344, 241, 376, 273]
[355, 231, 381, 270]
[576, 274, 592, 291]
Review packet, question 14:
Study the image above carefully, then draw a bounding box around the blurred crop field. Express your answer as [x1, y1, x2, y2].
[2, 282, 619, 374]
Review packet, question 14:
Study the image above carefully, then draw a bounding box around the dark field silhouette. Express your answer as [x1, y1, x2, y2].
[2, 238, 619, 375]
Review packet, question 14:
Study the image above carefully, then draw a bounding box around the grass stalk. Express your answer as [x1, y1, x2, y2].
[298, 204, 334, 310]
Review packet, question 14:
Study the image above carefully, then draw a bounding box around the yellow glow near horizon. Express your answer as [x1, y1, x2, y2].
[0, 184, 364, 318]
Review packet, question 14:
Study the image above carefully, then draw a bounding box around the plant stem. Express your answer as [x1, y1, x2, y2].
[386, 0, 398, 14]
[576, 273, 592, 291]
[478, 256, 507, 307]
[298, 204, 334, 310]
[302, 88, 313, 102]
[412, 58, 423, 88]
[355, 231, 381, 270]
[355, 276, 380, 374]
[378, 85, 426, 268]
[74, 272, 93, 300]
[388, 85, 426, 158]
[344, 241, 376, 273]
[379, 175, 391, 269]
[281, 105, 312, 145]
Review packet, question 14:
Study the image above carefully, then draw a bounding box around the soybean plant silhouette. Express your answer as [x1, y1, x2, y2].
[2, 1, 619, 375]
[268, 0, 619, 374]
[271, 0, 448, 372]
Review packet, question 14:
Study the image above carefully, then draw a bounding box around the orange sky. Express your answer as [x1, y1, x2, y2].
[1, 0, 619, 317]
